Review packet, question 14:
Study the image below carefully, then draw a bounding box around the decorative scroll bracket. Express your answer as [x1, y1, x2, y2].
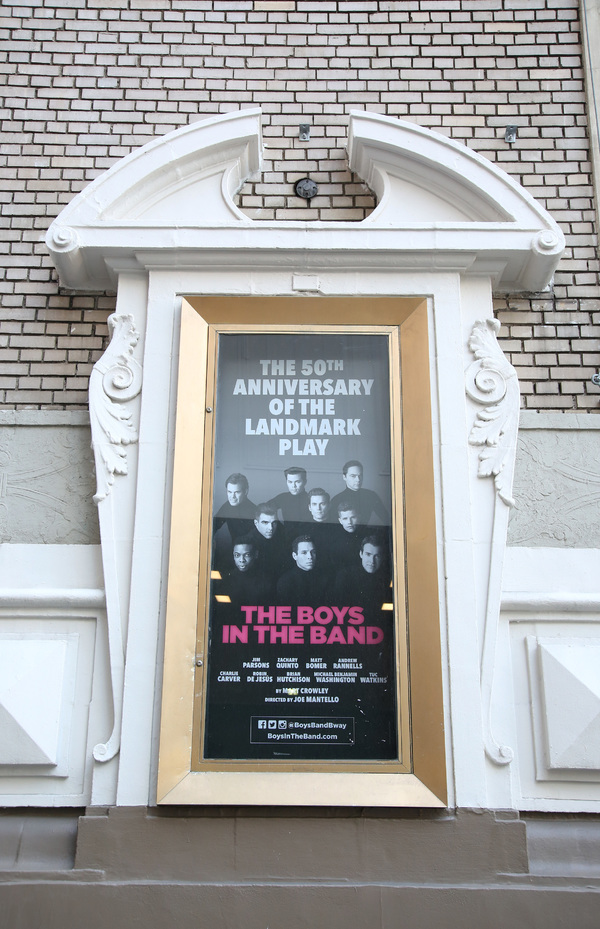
[89, 313, 142, 504]
[467, 318, 520, 766]
[89, 313, 142, 764]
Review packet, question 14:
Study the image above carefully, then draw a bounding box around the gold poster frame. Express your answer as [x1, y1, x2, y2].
[157, 296, 446, 807]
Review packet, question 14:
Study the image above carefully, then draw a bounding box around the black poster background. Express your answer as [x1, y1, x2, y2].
[203, 332, 398, 761]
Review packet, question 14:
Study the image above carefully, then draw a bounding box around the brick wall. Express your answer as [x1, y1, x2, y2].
[1, 0, 599, 410]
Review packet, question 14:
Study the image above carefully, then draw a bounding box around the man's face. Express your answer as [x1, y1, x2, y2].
[254, 513, 277, 539]
[293, 542, 316, 572]
[361, 543, 382, 574]
[226, 482, 246, 507]
[309, 495, 329, 522]
[338, 509, 359, 533]
[344, 466, 363, 492]
[286, 472, 306, 496]
[233, 544, 256, 572]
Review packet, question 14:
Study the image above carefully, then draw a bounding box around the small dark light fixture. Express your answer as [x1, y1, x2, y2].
[505, 125, 518, 144]
[299, 123, 310, 141]
[592, 372, 600, 388]
[295, 177, 318, 202]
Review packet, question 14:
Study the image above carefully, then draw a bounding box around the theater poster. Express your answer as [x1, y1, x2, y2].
[202, 331, 400, 762]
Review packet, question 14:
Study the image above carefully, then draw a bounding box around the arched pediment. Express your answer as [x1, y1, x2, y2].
[348, 111, 547, 226]
[46, 108, 564, 293]
[63, 108, 261, 227]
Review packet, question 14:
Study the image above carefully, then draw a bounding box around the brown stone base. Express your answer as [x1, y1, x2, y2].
[1, 808, 600, 928]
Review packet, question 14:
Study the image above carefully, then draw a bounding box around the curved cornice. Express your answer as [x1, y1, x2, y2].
[348, 111, 556, 228]
[46, 108, 564, 293]
[55, 108, 262, 228]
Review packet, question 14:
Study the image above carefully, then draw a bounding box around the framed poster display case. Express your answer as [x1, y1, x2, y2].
[157, 296, 446, 807]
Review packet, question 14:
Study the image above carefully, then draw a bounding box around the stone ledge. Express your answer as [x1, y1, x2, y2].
[0, 411, 90, 426]
[519, 411, 600, 429]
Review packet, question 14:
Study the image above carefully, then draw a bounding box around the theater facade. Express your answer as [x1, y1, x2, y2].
[2, 3, 600, 925]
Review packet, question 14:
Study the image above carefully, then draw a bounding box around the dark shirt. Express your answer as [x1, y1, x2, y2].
[268, 490, 311, 540]
[332, 565, 392, 619]
[249, 524, 291, 580]
[330, 488, 389, 526]
[276, 567, 330, 608]
[268, 490, 309, 523]
[213, 498, 257, 540]
[303, 521, 338, 571]
[328, 523, 364, 571]
[215, 565, 274, 608]
[212, 498, 257, 569]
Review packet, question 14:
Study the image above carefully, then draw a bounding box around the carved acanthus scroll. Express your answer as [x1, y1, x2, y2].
[89, 313, 142, 504]
[467, 317, 519, 506]
[467, 318, 519, 766]
[89, 313, 142, 764]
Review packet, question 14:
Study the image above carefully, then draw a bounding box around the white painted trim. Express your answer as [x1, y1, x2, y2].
[519, 411, 600, 429]
[348, 110, 561, 228]
[38, 111, 584, 812]
[45, 109, 564, 294]
[115, 273, 179, 807]
[503, 593, 600, 612]
[0, 589, 105, 609]
[503, 547, 600, 596]
[0, 411, 90, 426]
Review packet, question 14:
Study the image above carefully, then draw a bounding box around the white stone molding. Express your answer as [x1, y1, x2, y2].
[467, 319, 520, 766]
[42, 110, 571, 811]
[349, 114, 565, 294]
[0, 545, 110, 805]
[534, 636, 600, 771]
[89, 313, 142, 505]
[1, 588, 105, 609]
[467, 319, 519, 507]
[0, 636, 72, 768]
[45, 109, 564, 294]
[92, 496, 124, 765]
[503, 592, 600, 612]
[502, 548, 600, 810]
[46, 109, 263, 290]
[89, 313, 142, 764]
